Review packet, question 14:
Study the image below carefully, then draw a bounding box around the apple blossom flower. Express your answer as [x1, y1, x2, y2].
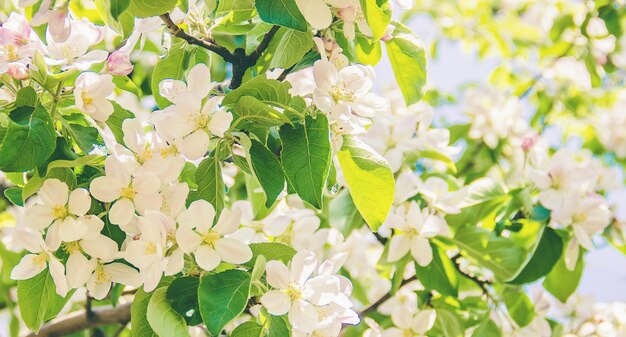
[117, 118, 185, 184]
[294, 0, 343, 30]
[10, 229, 68, 296]
[44, 18, 107, 70]
[124, 212, 180, 291]
[230, 200, 291, 244]
[106, 51, 133, 76]
[464, 87, 527, 148]
[260, 250, 341, 334]
[312, 58, 388, 134]
[528, 150, 597, 211]
[382, 308, 437, 337]
[551, 193, 610, 269]
[417, 177, 466, 215]
[74, 72, 115, 122]
[24, 179, 92, 249]
[176, 200, 252, 271]
[158, 63, 213, 102]
[89, 156, 162, 229]
[386, 201, 446, 266]
[152, 93, 233, 160]
[0, 13, 39, 79]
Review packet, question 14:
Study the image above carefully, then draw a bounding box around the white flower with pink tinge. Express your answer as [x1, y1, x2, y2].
[74, 72, 115, 122]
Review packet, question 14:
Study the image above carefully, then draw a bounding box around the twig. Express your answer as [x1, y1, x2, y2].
[359, 275, 417, 317]
[450, 254, 491, 294]
[229, 25, 280, 89]
[159, 14, 233, 62]
[24, 303, 131, 337]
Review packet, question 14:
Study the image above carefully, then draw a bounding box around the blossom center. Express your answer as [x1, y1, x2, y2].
[193, 113, 209, 130]
[286, 283, 302, 301]
[94, 263, 112, 284]
[137, 148, 153, 164]
[81, 91, 94, 106]
[33, 253, 48, 268]
[51, 205, 69, 219]
[63, 241, 81, 254]
[144, 242, 157, 255]
[330, 84, 355, 103]
[5, 45, 19, 61]
[202, 230, 220, 247]
[159, 145, 178, 158]
[121, 186, 136, 199]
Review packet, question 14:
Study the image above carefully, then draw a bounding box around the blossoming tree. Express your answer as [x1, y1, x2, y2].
[0, 0, 625, 336]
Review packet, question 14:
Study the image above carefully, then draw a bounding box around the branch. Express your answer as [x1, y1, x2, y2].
[359, 275, 417, 317]
[451, 254, 491, 295]
[159, 14, 233, 62]
[25, 303, 131, 337]
[229, 25, 280, 89]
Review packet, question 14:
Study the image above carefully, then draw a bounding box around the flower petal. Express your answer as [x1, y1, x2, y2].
[289, 299, 319, 333]
[68, 188, 91, 216]
[194, 245, 221, 271]
[261, 290, 292, 316]
[109, 198, 135, 226]
[265, 260, 290, 289]
[214, 238, 252, 264]
[40, 179, 69, 206]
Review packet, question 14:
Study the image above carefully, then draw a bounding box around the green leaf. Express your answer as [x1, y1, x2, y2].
[328, 190, 364, 236]
[255, 0, 308, 32]
[131, 278, 173, 337]
[223, 75, 293, 105]
[66, 123, 104, 154]
[128, 0, 177, 18]
[231, 96, 293, 129]
[244, 242, 297, 268]
[432, 309, 463, 337]
[248, 139, 285, 208]
[17, 271, 72, 333]
[336, 135, 395, 231]
[385, 22, 427, 106]
[198, 270, 252, 336]
[4, 187, 23, 206]
[151, 41, 197, 108]
[147, 287, 191, 337]
[231, 321, 264, 337]
[359, 0, 391, 40]
[217, 0, 255, 12]
[15, 86, 37, 107]
[266, 28, 314, 69]
[167, 277, 202, 325]
[105, 102, 135, 145]
[508, 227, 563, 285]
[279, 115, 332, 209]
[503, 288, 535, 327]
[355, 37, 383, 65]
[0, 106, 55, 172]
[189, 152, 225, 214]
[453, 227, 526, 280]
[110, 0, 130, 18]
[543, 242, 584, 303]
[413, 243, 459, 296]
[472, 317, 502, 337]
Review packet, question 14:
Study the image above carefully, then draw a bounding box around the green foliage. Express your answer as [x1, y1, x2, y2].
[132, 278, 173, 337]
[543, 243, 584, 303]
[453, 227, 526, 280]
[198, 270, 252, 336]
[509, 227, 563, 285]
[385, 22, 428, 105]
[246, 138, 285, 208]
[147, 287, 191, 337]
[244, 242, 297, 268]
[167, 277, 202, 325]
[265, 28, 314, 69]
[336, 135, 395, 231]
[0, 106, 55, 172]
[17, 271, 72, 333]
[279, 115, 332, 209]
[231, 321, 264, 337]
[151, 41, 198, 108]
[360, 0, 392, 40]
[413, 243, 459, 296]
[127, 0, 177, 18]
[255, 0, 308, 32]
[189, 152, 225, 214]
[503, 288, 535, 327]
[105, 102, 135, 146]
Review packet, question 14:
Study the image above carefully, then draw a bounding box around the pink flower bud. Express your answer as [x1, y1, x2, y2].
[106, 52, 133, 76]
[7, 63, 28, 80]
[48, 9, 71, 43]
[521, 134, 539, 152]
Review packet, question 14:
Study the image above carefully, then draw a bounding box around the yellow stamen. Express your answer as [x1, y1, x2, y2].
[51, 205, 69, 219]
[202, 231, 220, 247]
[121, 186, 136, 199]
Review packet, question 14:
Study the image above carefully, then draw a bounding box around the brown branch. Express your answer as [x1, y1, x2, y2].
[359, 275, 417, 317]
[451, 254, 491, 294]
[229, 25, 280, 89]
[25, 303, 131, 337]
[159, 14, 233, 62]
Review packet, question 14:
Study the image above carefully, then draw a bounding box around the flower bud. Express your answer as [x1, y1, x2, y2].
[48, 9, 71, 43]
[106, 52, 134, 76]
[7, 63, 28, 80]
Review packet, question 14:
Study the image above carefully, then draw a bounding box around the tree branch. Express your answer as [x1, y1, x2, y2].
[229, 25, 280, 89]
[159, 14, 233, 62]
[359, 275, 417, 317]
[451, 254, 491, 295]
[25, 303, 131, 337]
